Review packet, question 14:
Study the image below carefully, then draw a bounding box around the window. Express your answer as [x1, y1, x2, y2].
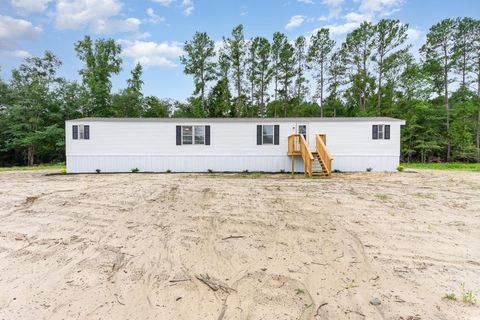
[262, 125, 274, 144]
[182, 126, 193, 145]
[179, 125, 208, 145]
[298, 125, 307, 140]
[372, 124, 390, 140]
[72, 125, 89, 140]
[378, 125, 384, 139]
[257, 125, 280, 145]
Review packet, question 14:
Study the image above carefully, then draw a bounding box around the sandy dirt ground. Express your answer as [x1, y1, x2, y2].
[0, 169, 479, 320]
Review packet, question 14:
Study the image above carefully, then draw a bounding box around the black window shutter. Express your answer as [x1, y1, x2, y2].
[257, 125, 262, 145]
[84, 125, 90, 140]
[205, 125, 210, 145]
[73, 125, 78, 140]
[274, 125, 280, 145]
[385, 125, 390, 140]
[176, 126, 181, 145]
[372, 125, 378, 140]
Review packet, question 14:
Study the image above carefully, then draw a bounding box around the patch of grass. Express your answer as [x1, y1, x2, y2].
[0, 163, 65, 172]
[131, 168, 140, 173]
[403, 163, 480, 172]
[444, 293, 457, 301]
[374, 194, 389, 201]
[414, 192, 436, 199]
[461, 283, 477, 304]
[294, 288, 305, 295]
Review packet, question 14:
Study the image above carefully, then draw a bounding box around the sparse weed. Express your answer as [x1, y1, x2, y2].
[207, 169, 213, 173]
[59, 168, 67, 175]
[95, 169, 101, 174]
[397, 165, 404, 172]
[461, 283, 477, 304]
[294, 288, 305, 295]
[366, 167, 373, 172]
[166, 169, 172, 173]
[414, 192, 435, 199]
[375, 194, 389, 201]
[131, 168, 139, 173]
[444, 293, 457, 301]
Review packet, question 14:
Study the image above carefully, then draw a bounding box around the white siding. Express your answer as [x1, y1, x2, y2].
[66, 119, 404, 173]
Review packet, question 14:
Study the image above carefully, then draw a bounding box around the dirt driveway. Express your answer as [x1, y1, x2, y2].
[0, 170, 479, 319]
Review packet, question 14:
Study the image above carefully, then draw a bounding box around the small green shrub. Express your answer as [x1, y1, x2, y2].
[59, 168, 67, 175]
[166, 169, 172, 173]
[95, 169, 101, 174]
[397, 165, 404, 172]
[461, 283, 477, 304]
[207, 169, 213, 173]
[333, 169, 342, 173]
[131, 168, 139, 173]
[280, 169, 285, 173]
[444, 293, 457, 301]
[243, 169, 249, 173]
[366, 167, 373, 172]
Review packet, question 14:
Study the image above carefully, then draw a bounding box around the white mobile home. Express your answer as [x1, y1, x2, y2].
[65, 117, 405, 175]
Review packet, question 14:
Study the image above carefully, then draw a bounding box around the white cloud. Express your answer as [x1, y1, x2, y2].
[119, 39, 184, 67]
[317, 22, 359, 36]
[0, 15, 42, 45]
[10, 0, 51, 12]
[0, 49, 31, 58]
[0, 15, 40, 58]
[298, 0, 315, 4]
[313, 0, 404, 37]
[286, 15, 306, 30]
[55, 0, 121, 29]
[92, 18, 141, 34]
[344, 11, 370, 23]
[357, 0, 403, 15]
[55, 0, 142, 34]
[152, 0, 194, 16]
[406, 27, 420, 42]
[152, 0, 175, 6]
[321, 0, 344, 19]
[182, 0, 194, 16]
[146, 8, 166, 24]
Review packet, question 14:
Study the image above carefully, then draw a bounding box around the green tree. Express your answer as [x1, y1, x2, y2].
[75, 36, 122, 117]
[372, 19, 409, 113]
[206, 78, 232, 117]
[278, 42, 296, 116]
[342, 22, 375, 113]
[308, 28, 335, 116]
[247, 37, 272, 116]
[294, 36, 308, 101]
[143, 96, 171, 117]
[224, 25, 247, 116]
[113, 63, 145, 117]
[271, 32, 288, 102]
[180, 32, 216, 112]
[421, 18, 457, 161]
[5, 51, 64, 165]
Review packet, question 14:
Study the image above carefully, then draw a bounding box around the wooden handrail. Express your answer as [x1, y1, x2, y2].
[288, 134, 314, 177]
[315, 134, 333, 176]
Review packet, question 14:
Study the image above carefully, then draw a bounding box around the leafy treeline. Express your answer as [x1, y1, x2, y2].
[0, 18, 479, 166]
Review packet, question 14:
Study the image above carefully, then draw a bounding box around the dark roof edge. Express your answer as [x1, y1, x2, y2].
[66, 117, 406, 123]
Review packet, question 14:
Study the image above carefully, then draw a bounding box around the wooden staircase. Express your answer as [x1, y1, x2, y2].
[288, 134, 333, 177]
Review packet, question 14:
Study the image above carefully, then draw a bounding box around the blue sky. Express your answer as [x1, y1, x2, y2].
[0, 0, 479, 101]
